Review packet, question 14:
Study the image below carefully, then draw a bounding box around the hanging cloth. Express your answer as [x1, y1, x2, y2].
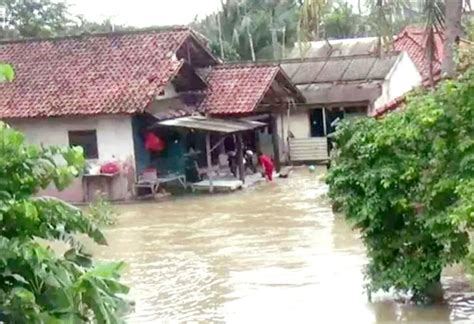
[145, 132, 165, 152]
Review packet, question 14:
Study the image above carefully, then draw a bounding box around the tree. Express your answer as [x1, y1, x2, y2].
[322, 1, 368, 39]
[298, 0, 329, 41]
[192, 0, 300, 60]
[0, 121, 129, 322]
[0, 0, 133, 40]
[326, 67, 474, 303]
[442, 0, 463, 77]
[0, 0, 73, 39]
[0, 64, 128, 323]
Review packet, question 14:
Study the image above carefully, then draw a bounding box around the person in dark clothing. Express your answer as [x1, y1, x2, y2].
[244, 149, 257, 173]
[227, 151, 237, 177]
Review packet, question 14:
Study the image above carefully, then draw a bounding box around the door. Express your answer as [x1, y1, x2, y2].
[310, 108, 325, 137]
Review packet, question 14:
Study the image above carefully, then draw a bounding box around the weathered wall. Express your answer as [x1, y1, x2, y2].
[7, 115, 135, 202]
[276, 109, 311, 162]
[373, 52, 422, 112]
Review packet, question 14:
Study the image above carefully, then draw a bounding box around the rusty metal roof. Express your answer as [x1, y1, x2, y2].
[156, 116, 266, 133]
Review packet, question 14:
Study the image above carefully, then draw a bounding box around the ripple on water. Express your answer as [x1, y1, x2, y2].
[90, 169, 474, 323]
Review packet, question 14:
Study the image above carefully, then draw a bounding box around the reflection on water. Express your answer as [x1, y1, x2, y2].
[91, 168, 474, 323]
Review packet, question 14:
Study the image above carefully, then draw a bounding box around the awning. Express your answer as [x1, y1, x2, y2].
[156, 116, 266, 134]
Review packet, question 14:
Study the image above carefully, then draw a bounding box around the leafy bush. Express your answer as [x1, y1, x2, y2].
[326, 69, 474, 302]
[88, 195, 118, 227]
[0, 122, 128, 322]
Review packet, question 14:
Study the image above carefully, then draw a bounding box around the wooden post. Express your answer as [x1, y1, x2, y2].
[270, 114, 281, 172]
[236, 133, 245, 183]
[206, 132, 213, 193]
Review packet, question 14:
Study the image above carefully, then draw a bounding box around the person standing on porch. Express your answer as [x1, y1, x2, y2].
[257, 151, 274, 181]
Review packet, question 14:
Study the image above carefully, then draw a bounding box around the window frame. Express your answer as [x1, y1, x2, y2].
[68, 130, 99, 160]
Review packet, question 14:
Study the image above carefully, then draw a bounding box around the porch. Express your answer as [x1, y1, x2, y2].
[132, 114, 275, 195]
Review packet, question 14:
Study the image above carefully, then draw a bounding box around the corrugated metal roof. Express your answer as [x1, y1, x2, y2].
[367, 55, 399, 79]
[315, 60, 351, 82]
[297, 82, 382, 105]
[288, 37, 379, 59]
[281, 52, 400, 85]
[156, 116, 266, 133]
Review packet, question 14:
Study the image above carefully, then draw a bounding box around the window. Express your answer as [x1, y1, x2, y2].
[68, 130, 98, 159]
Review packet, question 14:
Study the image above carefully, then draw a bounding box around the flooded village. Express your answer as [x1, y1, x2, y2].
[1, 0, 474, 323]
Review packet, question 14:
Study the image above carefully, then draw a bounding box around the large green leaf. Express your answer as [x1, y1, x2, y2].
[0, 63, 15, 82]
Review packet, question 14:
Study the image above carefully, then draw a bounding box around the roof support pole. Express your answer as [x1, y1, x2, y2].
[322, 107, 327, 136]
[236, 133, 245, 183]
[270, 114, 281, 172]
[206, 132, 214, 193]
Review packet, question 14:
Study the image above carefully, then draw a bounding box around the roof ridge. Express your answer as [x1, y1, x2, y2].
[214, 62, 279, 69]
[0, 25, 191, 45]
[279, 51, 401, 65]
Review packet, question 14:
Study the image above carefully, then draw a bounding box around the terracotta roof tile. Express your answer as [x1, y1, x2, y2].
[393, 26, 444, 81]
[0, 28, 191, 118]
[200, 64, 280, 115]
[374, 26, 446, 117]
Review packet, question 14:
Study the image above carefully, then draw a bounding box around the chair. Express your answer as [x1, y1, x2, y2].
[135, 169, 160, 197]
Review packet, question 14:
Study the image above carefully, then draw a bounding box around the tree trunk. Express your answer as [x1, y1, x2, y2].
[442, 0, 463, 78]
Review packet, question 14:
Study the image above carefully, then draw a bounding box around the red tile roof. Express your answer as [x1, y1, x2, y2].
[393, 26, 444, 81]
[374, 26, 446, 117]
[200, 64, 281, 115]
[0, 27, 193, 118]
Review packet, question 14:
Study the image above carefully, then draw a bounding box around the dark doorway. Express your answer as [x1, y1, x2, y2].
[326, 110, 345, 134]
[310, 109, 325, 137]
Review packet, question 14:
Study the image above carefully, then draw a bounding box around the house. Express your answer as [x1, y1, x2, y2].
[374, 26, 445, 116]
[0, 27, 303, 202]
[280, 37, 422, 162]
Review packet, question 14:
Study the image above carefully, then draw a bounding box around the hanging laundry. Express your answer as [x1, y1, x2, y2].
[145, 132, 165, 152]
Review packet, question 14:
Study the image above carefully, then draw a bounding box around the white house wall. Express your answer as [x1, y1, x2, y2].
[7, 115, 135, 202]
[373, 52, 422, 112]
[276, 109, 311, 162]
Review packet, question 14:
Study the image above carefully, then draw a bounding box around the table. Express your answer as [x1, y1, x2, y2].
[157, 173, 187, 189]
[82, 173, 119, 202]
[135, 173, 187, 198]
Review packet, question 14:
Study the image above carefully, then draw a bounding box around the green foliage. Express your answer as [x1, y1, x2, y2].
[0, 0, 133, 40]
[0, 122, 128, 322]
[0, 63, 14, 82]
[192, 0, 300, 60]
[88, 196, 118, 227]
[326, 68, 474, 302]
[322, 1, 368, 39]
[0, 0, 73, 38]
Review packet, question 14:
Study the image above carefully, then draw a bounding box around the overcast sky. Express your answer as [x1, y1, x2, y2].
[67, 0, 363, 27]
[67, 0, 222, 27]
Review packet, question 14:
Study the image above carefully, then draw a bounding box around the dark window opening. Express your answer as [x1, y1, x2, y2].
[68, 130, 98, 159]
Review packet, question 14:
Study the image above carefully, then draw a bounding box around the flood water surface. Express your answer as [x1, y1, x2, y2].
[92, 169, 474, 323]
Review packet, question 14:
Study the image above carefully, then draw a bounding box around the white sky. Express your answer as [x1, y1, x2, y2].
[67, 0, 223, 27]
[67, 0, 362, 27]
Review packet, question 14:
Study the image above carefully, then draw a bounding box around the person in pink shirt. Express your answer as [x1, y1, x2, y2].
[258, 151, 274, 181]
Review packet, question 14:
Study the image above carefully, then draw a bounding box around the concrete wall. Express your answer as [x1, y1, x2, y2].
[7, 115, 135, 202]
[373, 52, 422, 112]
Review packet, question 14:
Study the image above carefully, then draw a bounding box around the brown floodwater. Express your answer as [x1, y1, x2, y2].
[91, 168, 474, 323]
